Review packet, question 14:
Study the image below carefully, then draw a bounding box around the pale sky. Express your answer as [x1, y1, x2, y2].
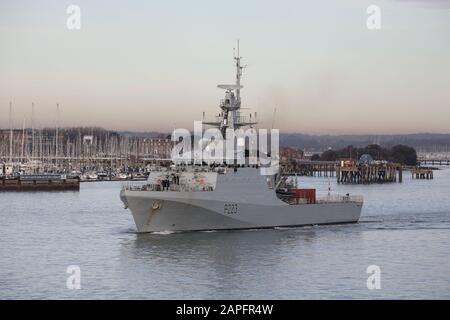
[1, 0, 449, 134]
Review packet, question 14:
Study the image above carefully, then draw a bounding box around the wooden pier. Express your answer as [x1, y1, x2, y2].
[412, 167, 434, 179]
[0, 176, 80, 191]
[281, 159, 408, 184]
[281, 160, 336, 177]
[417, 158, 450, 166]
[336, 163, 401, 184]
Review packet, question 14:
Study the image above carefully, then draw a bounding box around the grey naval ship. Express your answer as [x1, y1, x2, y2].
[120, 47, 363, 232]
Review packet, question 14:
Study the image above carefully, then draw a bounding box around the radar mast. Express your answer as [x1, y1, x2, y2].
[203, 41, 257, 136]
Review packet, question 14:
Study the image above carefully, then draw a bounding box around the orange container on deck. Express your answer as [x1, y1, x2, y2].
[292, 188, 316, 204]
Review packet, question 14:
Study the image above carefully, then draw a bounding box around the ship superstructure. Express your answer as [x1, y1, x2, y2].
[202, 42, 257, 135]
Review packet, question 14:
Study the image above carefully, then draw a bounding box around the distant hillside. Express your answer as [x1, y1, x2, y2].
[117, 131, 450, 151]
[79, 131, 450, 151]
[2, 127, 449, 152]
[279, 133, 450, 152]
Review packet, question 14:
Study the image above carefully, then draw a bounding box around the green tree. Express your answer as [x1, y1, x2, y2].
[389, 145, 417, 165]
[320, 150, 338, 161]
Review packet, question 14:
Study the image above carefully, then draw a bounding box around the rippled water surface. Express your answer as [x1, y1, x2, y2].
[1, 168, 450, 299]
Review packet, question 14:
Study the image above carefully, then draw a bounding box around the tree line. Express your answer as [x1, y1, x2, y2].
[311, 144, 417, 165]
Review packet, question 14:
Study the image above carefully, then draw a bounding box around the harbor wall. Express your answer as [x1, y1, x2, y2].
[0, 177, 80, 191]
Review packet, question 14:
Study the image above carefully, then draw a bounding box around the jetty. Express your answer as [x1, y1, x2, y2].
[336, 161, 402, 184]
[411, 167, 434, 179]
[0, 174, 80, 191]
[281, 159, 405, 184]
[282, 160, 336, 177]
[417, 158, 450, 166]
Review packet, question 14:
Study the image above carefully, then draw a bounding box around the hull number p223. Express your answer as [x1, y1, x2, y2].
[224, 203, 238, 215]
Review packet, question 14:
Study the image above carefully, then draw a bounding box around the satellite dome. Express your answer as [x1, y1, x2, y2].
[359, 154, 374, 165]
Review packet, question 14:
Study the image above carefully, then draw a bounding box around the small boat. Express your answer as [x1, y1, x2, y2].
[115, 173, 129, 180]
[80, 172, 98, 181]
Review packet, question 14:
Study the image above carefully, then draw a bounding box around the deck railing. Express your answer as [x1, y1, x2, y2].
[316, 194, 363, 204]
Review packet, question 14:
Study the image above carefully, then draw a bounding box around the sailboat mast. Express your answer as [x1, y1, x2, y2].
[21, 118, 26, 162]
[9, 101, 13, 162]
[56, 103, 60, 164]
[31, 102, 35, 160]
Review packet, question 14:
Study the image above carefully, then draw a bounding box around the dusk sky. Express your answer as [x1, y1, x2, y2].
[1, 0, 449, 134]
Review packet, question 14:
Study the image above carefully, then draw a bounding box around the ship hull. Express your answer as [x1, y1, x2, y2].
[120, 189, 362, 232]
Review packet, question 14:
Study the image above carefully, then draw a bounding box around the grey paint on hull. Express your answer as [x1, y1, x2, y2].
[121, 189, 362, 233]
[120, 168, 362, 232]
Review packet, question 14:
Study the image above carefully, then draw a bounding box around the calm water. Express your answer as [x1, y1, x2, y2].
[1, 168, 450, 299]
